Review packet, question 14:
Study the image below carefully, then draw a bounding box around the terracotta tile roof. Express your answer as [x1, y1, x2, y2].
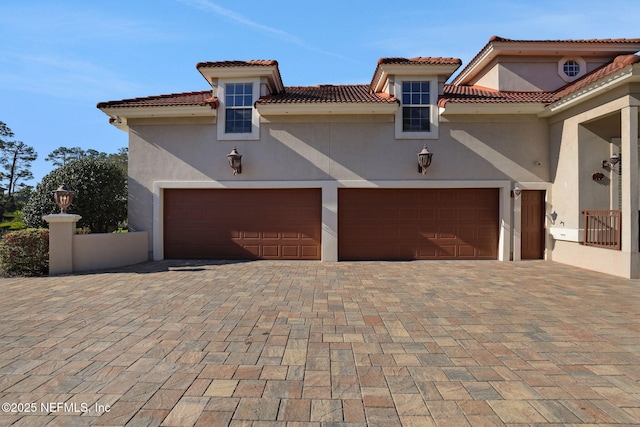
[377, 57, 462, 66]
[97, 85, 396, 110]
[439, 86, 556, 107]
[442, 54, 640, 107]
[488, 35, 640, 44]
[553, 54, 640, 99]
[257, 85, 398, 104]
[97, 90, 217, 109]
[99, 52, 639, 112]
[196, 59, 279, 69]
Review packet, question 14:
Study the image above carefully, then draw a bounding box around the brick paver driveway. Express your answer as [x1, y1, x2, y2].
[0, 260, 639, 426]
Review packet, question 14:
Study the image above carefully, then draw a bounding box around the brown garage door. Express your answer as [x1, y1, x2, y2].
[164, 189, 321, 260]
[338, 188, 498, 260]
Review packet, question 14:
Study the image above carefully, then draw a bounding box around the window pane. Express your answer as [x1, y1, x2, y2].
[243, 95, 252, 106]
[402, 107, 430, 132]
[402, 81, 411, 92]
[227, 84, 236, 94]
[225, 108, 252, 133]
[411, 81, 421, 91]
[421, 81, 430, 92]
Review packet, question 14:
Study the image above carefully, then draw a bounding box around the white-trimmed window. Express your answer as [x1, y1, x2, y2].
[225, 83, 253, 133]
[395, 77, 438, 139]
[217, 78, 260, 140]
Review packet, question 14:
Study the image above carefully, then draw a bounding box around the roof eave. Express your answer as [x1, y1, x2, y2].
[98, 105, 217, 131]
[256, 102, 398, 116]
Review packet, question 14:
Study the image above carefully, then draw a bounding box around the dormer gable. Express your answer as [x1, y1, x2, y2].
[197, 60, 284, 96]
[369, 57, 462, 95]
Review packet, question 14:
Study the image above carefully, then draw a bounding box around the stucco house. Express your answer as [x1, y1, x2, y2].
[97, 36, 640, 278]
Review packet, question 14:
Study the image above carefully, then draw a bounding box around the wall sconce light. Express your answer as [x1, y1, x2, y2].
[592, 172, 605, 181]
[511, 184, 522, 199]
[53, 184, 75, 213]
[227, 146, 242, 175]
[602, 153, 621, 169]
[417, 145, 433, 175]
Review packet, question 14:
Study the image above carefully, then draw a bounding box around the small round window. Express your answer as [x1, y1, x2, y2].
[563, 59, 581, 77]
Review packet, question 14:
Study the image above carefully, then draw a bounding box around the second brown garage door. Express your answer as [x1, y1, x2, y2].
[164, 188, 321, 260]
[338, 188, 499, 260]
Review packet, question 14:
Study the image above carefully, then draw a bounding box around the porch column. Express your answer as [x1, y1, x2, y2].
[620, 106, 639, 276]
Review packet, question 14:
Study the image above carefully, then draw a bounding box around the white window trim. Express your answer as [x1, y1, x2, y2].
[394, 76, 439, 140]
[558, 57, 586, 83]
[217, 77, 260, 141]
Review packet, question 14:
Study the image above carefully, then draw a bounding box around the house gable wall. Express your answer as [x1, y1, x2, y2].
[474, 56, 616, 92]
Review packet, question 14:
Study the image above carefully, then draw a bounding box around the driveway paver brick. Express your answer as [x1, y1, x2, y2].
[0, 260, 639, 426]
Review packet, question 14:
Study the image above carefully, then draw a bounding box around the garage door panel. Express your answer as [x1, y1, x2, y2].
[477, 208, 498, 221]
[262, 245, 280, 257]
[419, 208, 437, 220]
[459, 226, 477, 239]
[477, 226, 497, 239]
[399, 208, 418, 221]
[438, 245, 457, 257]
[301, 245, 319, 257]
[339, 188, 498, 260]
[459, 209, 476, 221]
[458, 245, 476, 257]
[438, 226, 457, 239]
[164, 189, 321, 260]
[438, 208, 457, 220]
[438, 191, 457, 204]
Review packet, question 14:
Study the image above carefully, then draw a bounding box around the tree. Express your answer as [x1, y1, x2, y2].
[46, 147, 109, 167]
[107, 147, 128, 173]
[0, 121, 14, 139]
[23, 157, 127, 233]
[45, 147, 86, 167]
[0, 121, 37, 197]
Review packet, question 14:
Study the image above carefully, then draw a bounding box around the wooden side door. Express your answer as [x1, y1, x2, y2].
[521, 190, 545, 259]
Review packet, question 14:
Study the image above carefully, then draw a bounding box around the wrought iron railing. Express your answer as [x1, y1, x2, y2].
[582, 210, 621, 250]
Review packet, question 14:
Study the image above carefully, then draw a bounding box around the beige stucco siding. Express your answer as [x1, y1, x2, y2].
[127, 113, 548, 258]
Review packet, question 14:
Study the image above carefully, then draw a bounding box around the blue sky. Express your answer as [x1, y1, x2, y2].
[1, 0, 640, 187]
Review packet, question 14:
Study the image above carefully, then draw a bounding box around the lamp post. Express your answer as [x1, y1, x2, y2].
[227, 146, 242, 175]
[53, 184, 74, 214]
[418, 145, 433, 175]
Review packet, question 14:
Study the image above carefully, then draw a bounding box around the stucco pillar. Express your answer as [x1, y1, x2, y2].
[43, 214, 81, 275]
[620, 106, 639, 277]
[321, 183, 338, 262]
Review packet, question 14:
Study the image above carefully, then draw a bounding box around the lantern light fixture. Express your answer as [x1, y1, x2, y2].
[512, 184, 522, 200]
[53, 184, 75, 214]
[417, 145, 433, 175]
[602, 153, 621, 169]
[227, 146, 242, 175]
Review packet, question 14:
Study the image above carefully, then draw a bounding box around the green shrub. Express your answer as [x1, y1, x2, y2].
[0, 228, 49, 276]
[0, 210, 25, 231]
